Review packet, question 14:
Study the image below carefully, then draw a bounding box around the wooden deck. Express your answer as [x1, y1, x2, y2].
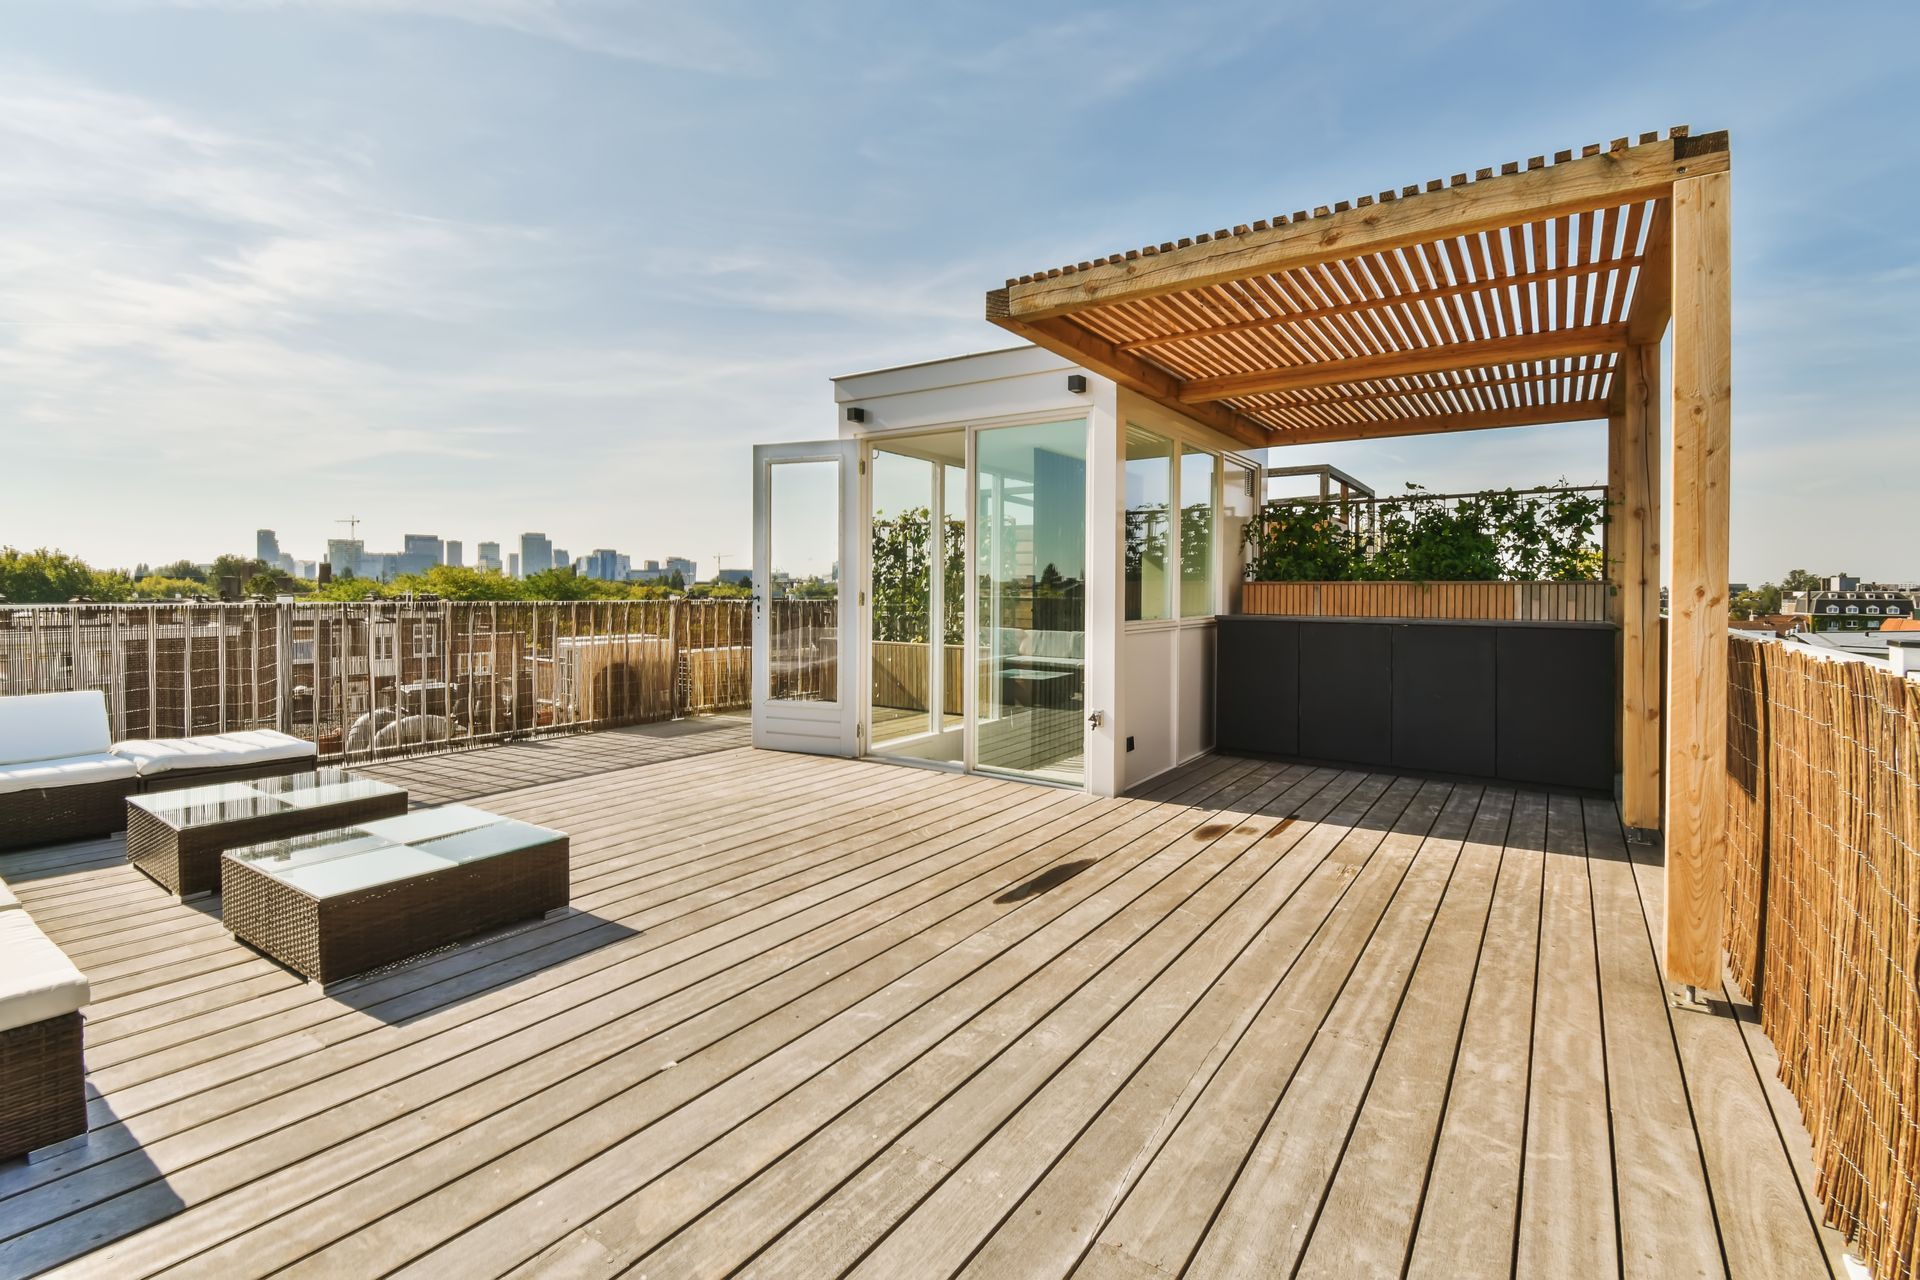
[0, 728, 1847, 1278]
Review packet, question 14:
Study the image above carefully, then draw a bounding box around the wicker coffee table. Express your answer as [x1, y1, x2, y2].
[220, 805, 569, 984]
[126, 768, 409, 899]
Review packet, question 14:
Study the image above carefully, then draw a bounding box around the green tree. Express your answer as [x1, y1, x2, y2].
[306, 576, 386, 601]
[131, 575, 212, 600]
[151, 559, 207, 583]
[390, 565, 524, 600]
[1780, 568, 1821, 593]
[0, 547, 134, 602]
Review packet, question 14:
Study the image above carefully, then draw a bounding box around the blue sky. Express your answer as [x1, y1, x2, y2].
[1, 0, 1914, 583]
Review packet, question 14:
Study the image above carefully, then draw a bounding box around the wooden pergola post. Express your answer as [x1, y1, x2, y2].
[1617, 342, 1663, 830]
[1662, 169, 1732, 989]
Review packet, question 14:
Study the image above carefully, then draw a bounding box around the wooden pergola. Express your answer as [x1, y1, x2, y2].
[986, 127, 1732, 989]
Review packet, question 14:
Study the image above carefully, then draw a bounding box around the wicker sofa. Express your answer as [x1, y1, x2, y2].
[0, 693, 140, 853]
[0, 692, 320, 852]
[0, 884, 90, 1161]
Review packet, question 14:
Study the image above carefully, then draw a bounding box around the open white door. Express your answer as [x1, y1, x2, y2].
[752, 440, 861, 755]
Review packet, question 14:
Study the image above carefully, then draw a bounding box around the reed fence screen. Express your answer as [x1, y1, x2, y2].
[0, 600, 751, 764]
[1725, 635, 1919, 1280]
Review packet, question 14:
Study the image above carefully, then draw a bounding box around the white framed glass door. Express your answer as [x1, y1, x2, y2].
[752, 440, 860, 755]
[973, 418, 1088, 786]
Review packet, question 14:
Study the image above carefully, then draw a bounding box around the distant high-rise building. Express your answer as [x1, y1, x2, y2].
[664, 556, 696, 584]
[477, 541, 502, 573]
[256, 529, 280, 565]
[326, 538, 363, 579]
[581, 549, 628, 581]
[445, 540, 463, 568]
[508, 551, 521, 579]
[552, 548, 569, 573]
[400, 534, 444, 576]
[518, 533, 553, 578]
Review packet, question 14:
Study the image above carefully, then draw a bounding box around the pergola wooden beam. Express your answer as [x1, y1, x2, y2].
[1005, 133, 1728, 322]
[1181, 327, 1626, 403]
[1266, 397, 1607, 445]
[1626, 197, 1675, 345]
[985, 295, 1272, 449]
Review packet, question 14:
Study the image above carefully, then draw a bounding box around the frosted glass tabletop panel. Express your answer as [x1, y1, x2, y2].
[273, 845, 461, 899]
[131, 767, 402, 828]
[411, 819, 561, 866]
[130, 782, 295, 825]
[226, 828, 400, 873]
[358, 805, 499, 844]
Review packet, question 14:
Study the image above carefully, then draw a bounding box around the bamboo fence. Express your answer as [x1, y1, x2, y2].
[1724, 635, 1919, 1280]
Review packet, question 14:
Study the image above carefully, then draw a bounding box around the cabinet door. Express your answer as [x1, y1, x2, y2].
[1393, 625, 1496, 776]
[1216, 619, 1297, 756]
[1299, 623, 1392, 766]
[1496, 626, 1615, 789]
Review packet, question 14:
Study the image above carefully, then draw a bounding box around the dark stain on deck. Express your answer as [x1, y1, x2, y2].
[997, 859, 1099, 904]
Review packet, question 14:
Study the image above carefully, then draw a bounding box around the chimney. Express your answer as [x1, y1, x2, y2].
[1889, 634, 1920, 680]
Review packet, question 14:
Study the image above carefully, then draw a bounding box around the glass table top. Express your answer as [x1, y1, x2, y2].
[129, 767, 404, 829]
[225, 807, 562, 899]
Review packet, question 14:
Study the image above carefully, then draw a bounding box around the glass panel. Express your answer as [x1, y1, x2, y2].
[868, 446, 936, 748]
[128, 766, 402, 828]
[273, 845, 458, 898]
[227, 828, 399, 873]
[867, 434, 966, 765]
[976, 419, 1086, 786]
[1179, 446, 1218, 617]
[412, 818, 557, 865]
[1221, 458, 1257, 613]
[767, 458, 841, 703]
[1124, 427, 1172, 622]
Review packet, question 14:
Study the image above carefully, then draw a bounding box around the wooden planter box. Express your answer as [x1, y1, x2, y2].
[1242, 580, 1609, 622]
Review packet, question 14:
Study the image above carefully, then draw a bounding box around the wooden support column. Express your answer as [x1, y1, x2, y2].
[1619, 342, 1663, 830]
[1663, 169, 1732, 988]
[1607, 411, 1626, 770]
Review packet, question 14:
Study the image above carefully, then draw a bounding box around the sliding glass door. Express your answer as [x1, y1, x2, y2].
[974, 419, 1087, 786]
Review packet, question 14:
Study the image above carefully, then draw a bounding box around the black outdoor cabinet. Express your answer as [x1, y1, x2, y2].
[1215, 617, 1298, 756]
[1214, 614, 1614, 791]
[1494, 625, 1615, 789]
[1392, 624, 1497, 778]
[1298, 622, 1392, 766]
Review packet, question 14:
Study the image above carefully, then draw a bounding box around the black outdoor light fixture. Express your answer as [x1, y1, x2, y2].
[846, 407, 866, 423]
[1067, 374, 1088, 393]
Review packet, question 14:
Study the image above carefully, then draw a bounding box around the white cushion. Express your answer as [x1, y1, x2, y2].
[0, 877, 20, 911]
[0, 691, 112, 766]
[0, 909, 89, 1033]
[0, 753, 138, 796]
[111, 730, 317, 777]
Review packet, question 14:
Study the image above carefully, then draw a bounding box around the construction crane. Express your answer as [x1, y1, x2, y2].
[337, 515, 362, 541]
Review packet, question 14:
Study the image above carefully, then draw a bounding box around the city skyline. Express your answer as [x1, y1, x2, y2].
[254, 524, 699, 583]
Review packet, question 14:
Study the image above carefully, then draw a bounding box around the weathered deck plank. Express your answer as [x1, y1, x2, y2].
[0, 737, 1849, 1280]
